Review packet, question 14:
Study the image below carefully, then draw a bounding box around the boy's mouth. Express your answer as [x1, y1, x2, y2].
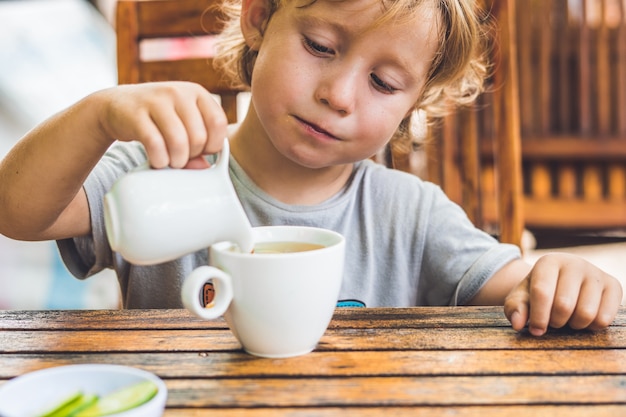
[296, 116, 339, 140]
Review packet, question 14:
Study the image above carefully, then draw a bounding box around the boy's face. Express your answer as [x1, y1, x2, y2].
[246, 0, 440, 168]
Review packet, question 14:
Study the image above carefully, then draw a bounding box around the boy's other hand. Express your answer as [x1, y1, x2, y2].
[503, 253, 622, 336]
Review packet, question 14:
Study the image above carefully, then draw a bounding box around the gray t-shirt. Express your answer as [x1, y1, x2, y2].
[58, 141, 520, 309]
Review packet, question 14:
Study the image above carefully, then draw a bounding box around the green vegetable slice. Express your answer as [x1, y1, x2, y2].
[74, 381, 158, 417]
[38, 391, 98, 417]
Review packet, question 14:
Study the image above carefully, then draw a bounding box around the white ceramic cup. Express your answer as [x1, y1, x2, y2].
[103, 139, 254, 265]
[181, 226, 345, 358]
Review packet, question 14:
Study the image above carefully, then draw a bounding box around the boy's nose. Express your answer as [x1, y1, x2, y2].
[315, 67, 358, 115]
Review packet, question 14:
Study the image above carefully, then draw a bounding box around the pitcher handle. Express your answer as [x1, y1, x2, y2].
[213, 138, 230, 173]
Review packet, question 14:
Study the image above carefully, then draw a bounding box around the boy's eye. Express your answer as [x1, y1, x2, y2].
[370, 73, 397, 93]
[303, 36, 334, 56]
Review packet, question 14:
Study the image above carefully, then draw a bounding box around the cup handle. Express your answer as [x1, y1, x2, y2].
[182, 266, 233, 319]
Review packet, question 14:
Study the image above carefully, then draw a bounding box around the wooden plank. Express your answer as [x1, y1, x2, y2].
[610, 3, 626, 201]
[458, 107, 482, 226]
[520, 137, 626, 159]
[556, 0, 572, 131]
[2, 325, 624, 354]
[480, 164, 497, 227]
[618, 1, 626, 134]
[442, 113, 461, 204]
[524, 198, 626, 228]
[162, 405, 626, 417]
[331, 305, 510, 329]
[3, 349, 626, 380]
[3, 371, 626, 413]
[0, 329, 238, 353]
[161, 375, 626, 407]
[515, 1, 534, 136]
[116, 0, 141, 84]
[3, 308, 482, 331]
[488, 0, 524, 246]
[580, 1, 610, 205]
[608, 164, 626, 200]
[138, 58, 237, 94]
[0, 309, 227, 330]
[323, 326, 626, 350]
[582, 163, 604, 201]
[3, 307, 489, 331]
[134, 0, 226, 38]
[424, 123, 443, 186]
[529, 163, 552, 199]
[596, 0, 610, 136]
[2, 307, 624, 330]
[538, 0, 552, 134]
[557, 164, 577, 199]
[220, 93, 239, 123]
[579, 0, 592, 135]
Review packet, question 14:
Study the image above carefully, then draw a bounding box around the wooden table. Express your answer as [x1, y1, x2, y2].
[1, 306, 625, 416]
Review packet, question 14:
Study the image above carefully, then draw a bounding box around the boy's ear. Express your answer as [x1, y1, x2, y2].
[241, 0, 271, 51]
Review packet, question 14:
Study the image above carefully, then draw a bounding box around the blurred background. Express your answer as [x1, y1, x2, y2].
[0, 0, 120, 309]
[0, 0, 624, 309]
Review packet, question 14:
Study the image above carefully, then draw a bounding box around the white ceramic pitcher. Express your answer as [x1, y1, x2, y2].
[103, 139, 254, 265]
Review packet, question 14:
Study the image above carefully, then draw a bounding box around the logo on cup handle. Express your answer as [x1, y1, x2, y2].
[203, 282, 215, 307]
[182, 266, 233, 319]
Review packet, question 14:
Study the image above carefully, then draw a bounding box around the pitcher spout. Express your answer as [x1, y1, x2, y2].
[233, 226, 255, 254]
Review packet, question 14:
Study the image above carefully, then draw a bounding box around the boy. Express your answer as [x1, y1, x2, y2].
[0, 0, 621, 336]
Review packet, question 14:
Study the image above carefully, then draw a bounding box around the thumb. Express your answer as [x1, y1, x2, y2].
[503, 276, 530, 332]
[183, 155, 211, 170]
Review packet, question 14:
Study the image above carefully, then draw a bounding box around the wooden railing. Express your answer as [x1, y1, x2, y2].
[517, 0, 626, 229]
[420, 0, 626, 236]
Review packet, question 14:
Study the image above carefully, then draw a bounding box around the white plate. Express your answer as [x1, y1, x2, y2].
[0, 364, 167, 417]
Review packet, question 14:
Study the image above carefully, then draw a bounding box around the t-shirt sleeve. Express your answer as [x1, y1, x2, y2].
[418, 184, 521, 306]
[57, 141, 147, 278]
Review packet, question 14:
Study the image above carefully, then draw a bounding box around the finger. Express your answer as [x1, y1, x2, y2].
[175, 97, 210, 159]
[548, 271, 583, 329]
[503, 277, 530, 332]
[526, 257, 560, 336]
[567, 279, 601, 330]
[133, 111, 170, 169]
[587, 277, 623, 331]
[184, 155, 211, 170]
[197, 92, 228, 155]
[150, 107, 190, 169]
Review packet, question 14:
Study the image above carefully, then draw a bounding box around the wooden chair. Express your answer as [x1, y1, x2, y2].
[515, 0, 626, 231]
[393, 0, 524, 247]
[115, 0, 525, 247]
[116, 0, 242, 123]
[419, 0, 626, 242]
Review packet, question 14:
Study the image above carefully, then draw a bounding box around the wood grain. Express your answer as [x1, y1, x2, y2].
[2, 307, 624, 416]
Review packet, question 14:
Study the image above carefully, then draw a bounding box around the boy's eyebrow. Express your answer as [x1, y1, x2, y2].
[294, 13, 351, 36]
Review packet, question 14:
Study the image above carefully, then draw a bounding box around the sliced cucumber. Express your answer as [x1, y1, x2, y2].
[38, 391, 97, 417]
[74, 381, 158, 417]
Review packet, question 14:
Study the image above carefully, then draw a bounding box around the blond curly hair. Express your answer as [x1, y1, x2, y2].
[212, 0, 491, 153]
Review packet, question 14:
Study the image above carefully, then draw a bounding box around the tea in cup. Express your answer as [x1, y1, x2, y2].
[248, 241, 325, 254]
[181, 226, 345, 358]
